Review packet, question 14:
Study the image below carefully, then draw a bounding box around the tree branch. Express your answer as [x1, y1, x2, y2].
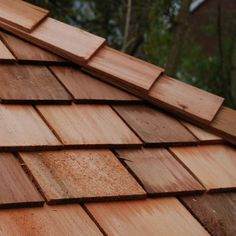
[166, 0, 192, 77]
[122, 0, 132, 52]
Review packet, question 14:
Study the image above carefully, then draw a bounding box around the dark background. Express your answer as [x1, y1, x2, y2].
[27, 0, 236, 108]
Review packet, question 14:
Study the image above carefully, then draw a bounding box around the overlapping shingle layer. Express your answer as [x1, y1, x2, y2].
[0, 2, 236, 235]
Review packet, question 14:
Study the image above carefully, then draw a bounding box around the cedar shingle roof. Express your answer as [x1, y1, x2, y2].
[0, 1, 235, 235]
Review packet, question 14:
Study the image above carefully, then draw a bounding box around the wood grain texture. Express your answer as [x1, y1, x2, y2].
[0, 105, 61, 151]
[85, 198, 210, 236]
[0, 204, 102, 236]
[116, 148, 204, 196]
[0, 31, 65, 63]
[0, 64, 72, 104]
[0, 0, 48, 32]
[50, 66, 141, 103]
[86, 46, 164, 92]
[210, 106, 236, 142]
[113, 105, 198, 146]
[171, 145, 236, 191]
[0, 153, 44, 208]
[0, 39, 15, 62]
[37, 104, 142, 148]
[0, 2, 232, 145]
[0, 17, 105, 63]
[149, 75, 224, 123]
[0, 5, 230, 146]
[181, 121, 223, 144]
[180, 193, 236, 236]
[19, 150, 146, 204]
[31, 17, 105, 62]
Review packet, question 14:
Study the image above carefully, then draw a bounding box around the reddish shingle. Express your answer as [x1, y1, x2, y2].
[50, 66, 141, 103]
[31, 18, 105, 62]
[0, 31, 65, 63]
[0, 2, 235, 233]
[0, 0, 48, 32]
[85, 198, 210, 236]
[181, 121, 223, 144]
[37, 104, 142, 148]
[113, 105, 198, 146]
[210, 106, 236, 144]
[149, 75, 224, 123]
[0, 204, 103, 235]
[180, 193, 236, 236]
[171, 145, 236, 191]
[20, 149, 146, 204]
[0, 153, 44, 208]
[0, 105, 61, 151]
[0, 64, 72, 104]
[86, 46, 164, 92]
[0, 17, 105, 64]
[0, 39, 15, 62]
[116, 148, 204, 196]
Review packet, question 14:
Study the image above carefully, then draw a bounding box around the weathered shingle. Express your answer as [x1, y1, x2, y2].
[20, 149, 146, 204]
[181, 193, 236, 236]
[113, 105, 198, 146]
[0, 2, 235, 234]
[0, 153, 44, 208]
[116, 148, 204, 196]
[0, 64, 72, 104]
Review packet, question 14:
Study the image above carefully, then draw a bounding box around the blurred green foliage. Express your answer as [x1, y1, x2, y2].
[27, 0, 236, 108]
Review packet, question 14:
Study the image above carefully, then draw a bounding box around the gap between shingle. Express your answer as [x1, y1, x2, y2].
[111, 149, 147, 192]
[167, 147, 206, 190]
[15, 152, 48, 203]
[33, 105, 65, 145]
[110, 105, 145, 144]
[176, 197, 213, 236]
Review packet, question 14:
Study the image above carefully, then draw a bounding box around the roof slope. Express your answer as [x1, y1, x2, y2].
[0, 2, 236, 236]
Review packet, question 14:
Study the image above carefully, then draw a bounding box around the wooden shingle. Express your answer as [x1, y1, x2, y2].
[149, 75, 224, 123]
[210, 106, 236, 144]
[181, 193, 236, 236]
[181, 121, 223, 144]
[116, 148, 204, 196]
[37, 104, 142, 148]
[0, 153, 44, 208]
[0, 0, 49, 32]
[20, 149, 146, 204]
[0, 204, 102, 235]
[171, 145, 236, 191]
[113, 105, 198, 146]
[0, 105, 61, 151]
[50, 66, 141, 103]
[0, 39, 15, 62]
[85, 198, 210, 236]
[0, 31, 65, 63]
[0, 64, 72, 104]
[0, 17, 105, 64]
[86, 46, 164, 92]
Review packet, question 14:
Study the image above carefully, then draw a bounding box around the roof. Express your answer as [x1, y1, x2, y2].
[0, 1, 236, 235]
